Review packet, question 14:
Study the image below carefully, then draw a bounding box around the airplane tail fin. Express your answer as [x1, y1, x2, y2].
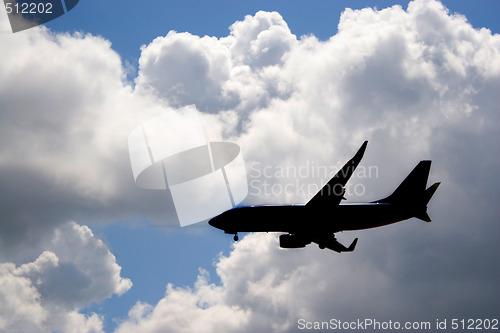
[375, 161, 440, 221]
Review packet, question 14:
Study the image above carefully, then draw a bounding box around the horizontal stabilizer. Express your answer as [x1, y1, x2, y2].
[415, 211, 432, 222]
[423, 182, 440, 205]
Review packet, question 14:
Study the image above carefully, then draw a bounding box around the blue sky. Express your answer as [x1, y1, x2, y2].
[45, 0, 500, 79]
[1, 1, 500, 332]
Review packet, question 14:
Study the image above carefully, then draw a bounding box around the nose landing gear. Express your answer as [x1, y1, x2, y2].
[233, 233, 239, 241]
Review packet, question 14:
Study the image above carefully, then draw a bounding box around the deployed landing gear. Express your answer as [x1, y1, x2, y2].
[233, 234, 239, 241]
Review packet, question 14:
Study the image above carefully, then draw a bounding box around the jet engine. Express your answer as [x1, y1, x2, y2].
[279, 234, 310, 248]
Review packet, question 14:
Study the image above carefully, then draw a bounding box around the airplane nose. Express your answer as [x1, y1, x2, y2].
[209, 213, 228, 230]
[209, 210, 233, 230]
[208, 216, 219, 228]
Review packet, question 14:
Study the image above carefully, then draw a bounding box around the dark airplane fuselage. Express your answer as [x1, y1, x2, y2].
[208, 141, 439, 252]
[208, 203, 416, 235]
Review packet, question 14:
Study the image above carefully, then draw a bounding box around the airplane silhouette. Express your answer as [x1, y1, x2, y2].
[208, 141, 440, 252]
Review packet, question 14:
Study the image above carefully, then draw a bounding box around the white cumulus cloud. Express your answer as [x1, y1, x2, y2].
[1, 0, 499, 332]
[115, 0, 500, 332]
[0, 222, 131, 333]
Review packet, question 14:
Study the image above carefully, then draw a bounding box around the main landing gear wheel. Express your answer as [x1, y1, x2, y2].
[233, 234, 239, 241]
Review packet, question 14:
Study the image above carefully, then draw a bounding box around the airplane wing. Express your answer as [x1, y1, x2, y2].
[312, 234, 358, 253]
[279, 232, 358, 253]
[306, 141, 368, 208]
